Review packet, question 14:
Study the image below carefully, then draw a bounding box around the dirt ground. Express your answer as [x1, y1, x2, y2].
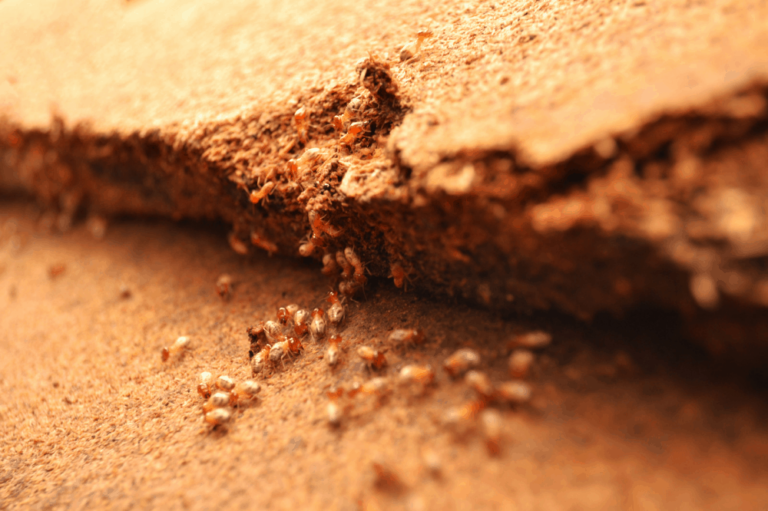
[1, 198, 767, 510]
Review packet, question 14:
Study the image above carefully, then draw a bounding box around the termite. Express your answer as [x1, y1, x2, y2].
[161, 336, 191, 362]
[443, 348, 481, 377]
[326, 291, 346, 325]
[357, 346, 387, 370]
[310, 308, 327, 341]
[294, 106, 309, 143]
[399, 30, 434, 61]
[343, 247, 367, 286]
[249, 181, 275, 205]
[327, 335, 342, 366]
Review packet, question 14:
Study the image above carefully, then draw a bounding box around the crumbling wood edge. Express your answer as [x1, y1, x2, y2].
[1, 81, 767, 364]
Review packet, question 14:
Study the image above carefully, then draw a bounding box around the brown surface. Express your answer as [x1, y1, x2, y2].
[2, 2, 768, 506]
[2, 199, 768, 510]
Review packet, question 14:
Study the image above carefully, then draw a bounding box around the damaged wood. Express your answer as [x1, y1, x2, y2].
[2, 75, 768, 366]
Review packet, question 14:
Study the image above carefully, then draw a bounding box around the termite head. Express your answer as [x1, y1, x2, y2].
[287, 336, 304, 354]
